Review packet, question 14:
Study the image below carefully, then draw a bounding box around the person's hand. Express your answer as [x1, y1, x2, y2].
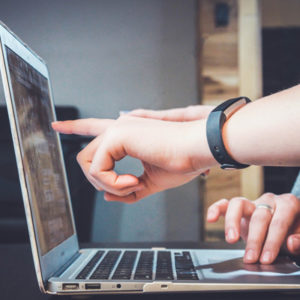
[125, 105, 214, 122]
[207, 193, 300, 264]
[52, 116, 216, 203]
[125, 105, 213, 177]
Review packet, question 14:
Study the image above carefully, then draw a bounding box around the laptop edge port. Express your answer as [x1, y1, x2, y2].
[62, 283, 79, 290]
[85, 283, 101, 290]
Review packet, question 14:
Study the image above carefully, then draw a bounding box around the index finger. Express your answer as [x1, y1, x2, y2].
[52, 118, 115, 136]
[128, 106, 214, 122]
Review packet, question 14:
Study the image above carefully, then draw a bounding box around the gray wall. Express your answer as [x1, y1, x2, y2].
[1, 0, 201, 242]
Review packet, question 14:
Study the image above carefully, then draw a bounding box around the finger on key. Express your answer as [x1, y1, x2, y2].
[260, 195, 299, 264]
[244, 195, 275, 264]
[207, 199, 229, 222]
[225, 197, 255, 244]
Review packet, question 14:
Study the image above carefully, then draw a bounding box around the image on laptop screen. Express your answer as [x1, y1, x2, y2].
[5, 46, 74, 255]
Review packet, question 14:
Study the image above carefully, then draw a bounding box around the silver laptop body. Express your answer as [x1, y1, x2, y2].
[0, 21, 300, 295]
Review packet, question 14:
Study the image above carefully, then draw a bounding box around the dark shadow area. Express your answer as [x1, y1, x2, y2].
[262, 27, 300, 193]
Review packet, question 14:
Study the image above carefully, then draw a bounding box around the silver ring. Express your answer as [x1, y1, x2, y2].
[255, 203, 274, 214]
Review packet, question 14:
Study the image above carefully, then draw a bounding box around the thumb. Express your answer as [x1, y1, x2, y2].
[52, 118, 114, 136]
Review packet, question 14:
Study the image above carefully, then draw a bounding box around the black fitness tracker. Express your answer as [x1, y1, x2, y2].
[206, 96, 251, 170]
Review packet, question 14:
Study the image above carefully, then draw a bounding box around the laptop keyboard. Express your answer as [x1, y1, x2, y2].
[76, 250, 105, 279]
[76, 250, 198, 281]
[90, 251, 121, 280]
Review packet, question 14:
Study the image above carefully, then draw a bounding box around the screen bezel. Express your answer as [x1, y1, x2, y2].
[0, 22, 79, 287]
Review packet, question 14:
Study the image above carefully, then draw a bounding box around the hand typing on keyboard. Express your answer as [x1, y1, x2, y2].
[207, 193, 300, 265]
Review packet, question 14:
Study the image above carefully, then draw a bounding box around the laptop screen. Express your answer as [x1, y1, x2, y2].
[5, 46, 74, 255]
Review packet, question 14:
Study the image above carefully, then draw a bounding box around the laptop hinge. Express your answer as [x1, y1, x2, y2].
[52, 251, 81, 278]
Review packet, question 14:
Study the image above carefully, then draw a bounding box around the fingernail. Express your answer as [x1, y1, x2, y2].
[245, 249, 255, 262]
[292, 237, 300, 251]
[261, 251, 272, 263]
[227, 228, 236, 241]
[207, 210, 216, 220]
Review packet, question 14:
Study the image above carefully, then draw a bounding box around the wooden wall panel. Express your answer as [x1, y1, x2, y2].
[198, 0, 263, 240]
[198, 0, 241, 240]
[238, 0, 264, 200]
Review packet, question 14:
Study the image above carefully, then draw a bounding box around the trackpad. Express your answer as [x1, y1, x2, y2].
[194, 250, 300, 283]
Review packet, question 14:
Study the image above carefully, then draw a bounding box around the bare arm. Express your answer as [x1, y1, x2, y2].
[53, 85, 300, 202]
[221, 84, 300, 167]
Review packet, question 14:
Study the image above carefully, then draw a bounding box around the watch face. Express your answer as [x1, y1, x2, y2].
[221, 164, 249, 170]
[221, 164, 236, 170]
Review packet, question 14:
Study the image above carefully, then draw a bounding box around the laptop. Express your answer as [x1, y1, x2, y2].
[0, 21, 300, 295]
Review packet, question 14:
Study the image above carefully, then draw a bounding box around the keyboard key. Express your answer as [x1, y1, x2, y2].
[155, 251, 174, 280]
[134, 251, 154, 280]
[76, 251, 104, 280]
[90, 251, 121, 280]
[175, 252, 199, 280]
[112, 251, 138, 280]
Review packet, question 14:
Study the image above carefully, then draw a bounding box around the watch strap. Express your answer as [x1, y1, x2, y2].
[206, 97, 251, 170]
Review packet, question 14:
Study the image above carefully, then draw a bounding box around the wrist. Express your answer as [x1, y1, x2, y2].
[221, 103, 252, 166]
[187, 119, 218, 172]
[206, 97, 251, 169]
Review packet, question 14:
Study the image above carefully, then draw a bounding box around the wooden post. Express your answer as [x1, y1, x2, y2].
[198, 0, 241, 240]
[238, 0, 264, 199]
[198, 0, 264, 240]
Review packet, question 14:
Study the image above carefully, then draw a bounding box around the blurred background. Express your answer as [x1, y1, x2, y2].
[0, 0, 299, 245]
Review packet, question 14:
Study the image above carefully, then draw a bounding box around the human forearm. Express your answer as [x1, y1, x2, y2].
[224, 85, 300, 166]
[193, 85, 300, 168]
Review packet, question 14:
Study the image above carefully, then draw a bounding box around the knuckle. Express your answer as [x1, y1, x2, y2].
[229, 197, 247, 208]
[283, 193, 299, 210]
[76, 152, 83, 163]
[215, 198, 228, 207]
[88, 168, 98, 178]
[263, 192, 275, 200]
[230, 197, 244, 203]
